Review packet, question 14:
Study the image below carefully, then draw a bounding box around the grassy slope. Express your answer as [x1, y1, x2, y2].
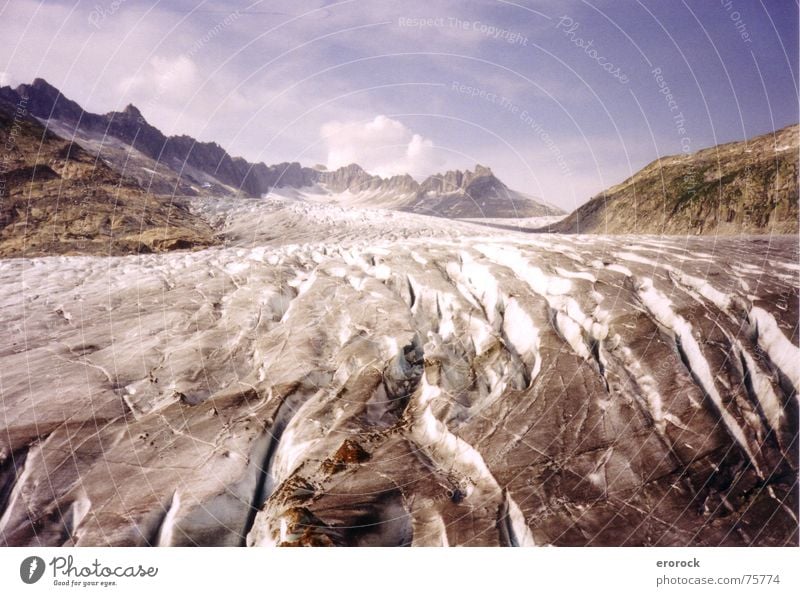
[551, 124, 798, 235]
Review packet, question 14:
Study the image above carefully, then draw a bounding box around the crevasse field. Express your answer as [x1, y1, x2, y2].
[1, 196, 797, 546]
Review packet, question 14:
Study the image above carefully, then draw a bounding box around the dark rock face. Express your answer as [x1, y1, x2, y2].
[418, 164, 493, 195]
[317, 163, 373, 191]
[242, 161, 318, 190]
[15, 78, 94, 125]
[0, 196, 796, 547]
[551, 124, 799, 235]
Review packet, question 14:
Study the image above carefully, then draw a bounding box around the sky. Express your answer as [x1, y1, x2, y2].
[0, 0, 797, 209]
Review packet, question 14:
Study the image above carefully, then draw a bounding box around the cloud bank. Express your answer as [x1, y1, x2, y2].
[321, 116, 443, 179]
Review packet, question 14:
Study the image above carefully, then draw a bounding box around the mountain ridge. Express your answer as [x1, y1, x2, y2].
[4, 78, 795, 232]
[0, 97, 215, 257]
[0, 78, 562, 218]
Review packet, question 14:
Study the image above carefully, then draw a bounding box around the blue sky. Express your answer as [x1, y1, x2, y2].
[1, 0, 797, 209]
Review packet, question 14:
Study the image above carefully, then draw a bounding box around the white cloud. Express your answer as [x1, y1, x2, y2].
[118, 55, 199, 106]
[0, 72, 11, 87]
[321, 115, 443, 179]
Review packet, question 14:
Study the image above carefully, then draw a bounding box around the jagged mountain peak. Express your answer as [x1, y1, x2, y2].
[428, 164, 494, 179]
[419, 164, 504, 196]
[386, 172, 416, 183]
[472, 163, 493, 176]
[15, 78, 68, 109]
[27, 77, 59, 93]
[120, 103, 143, 118]
[316, 164, 426, 195]
[10, 78, 86, 124]
[104, 103, 147, 125]
[338, 162, 367, 173]
[317, 163, 379, 192]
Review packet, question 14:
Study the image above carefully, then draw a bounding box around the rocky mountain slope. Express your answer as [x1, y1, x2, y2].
[0, 79, 256, 197]
[0, 97, 215, 257]
[0, 79, 562, 218]
[1, 196, 796, 547]
[404, 164, 561, 218]
[279, 163, 563, 218]
[551, 124, 799, 235]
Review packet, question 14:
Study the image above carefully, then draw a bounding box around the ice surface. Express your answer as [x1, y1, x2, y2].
[0, 197, 797, 547]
